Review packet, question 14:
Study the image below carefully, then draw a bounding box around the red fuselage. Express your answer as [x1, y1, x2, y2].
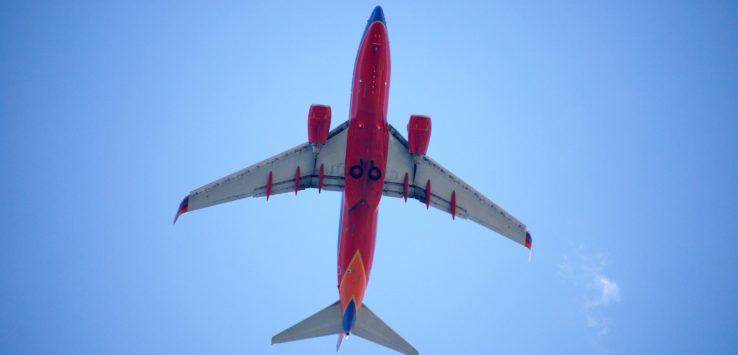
[337, 18, 391, 332]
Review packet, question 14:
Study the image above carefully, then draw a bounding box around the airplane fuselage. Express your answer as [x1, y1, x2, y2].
[337, 14, 391, 334]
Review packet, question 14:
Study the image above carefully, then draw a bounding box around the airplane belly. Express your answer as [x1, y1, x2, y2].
[337, 115, 388, 305]
[337, 20, 391, 317]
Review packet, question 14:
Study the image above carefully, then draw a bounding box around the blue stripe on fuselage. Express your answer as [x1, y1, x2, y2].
[337, 192, 345, 258]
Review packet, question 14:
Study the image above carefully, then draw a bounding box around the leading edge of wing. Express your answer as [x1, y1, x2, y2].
[173, 121, 350, 222]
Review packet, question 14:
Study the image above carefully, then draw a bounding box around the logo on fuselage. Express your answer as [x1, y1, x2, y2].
[348, 159, 382, 181]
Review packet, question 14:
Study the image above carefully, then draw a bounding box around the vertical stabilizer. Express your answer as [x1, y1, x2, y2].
[336, 332, 348, 353]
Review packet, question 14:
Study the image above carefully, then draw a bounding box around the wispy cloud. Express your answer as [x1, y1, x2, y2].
[588, 275, 621, 308]
[559, 244, 621, 338]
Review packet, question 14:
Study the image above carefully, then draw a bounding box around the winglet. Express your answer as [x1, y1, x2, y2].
[524, 231, 533, 250]
[173, 196, 189, 224]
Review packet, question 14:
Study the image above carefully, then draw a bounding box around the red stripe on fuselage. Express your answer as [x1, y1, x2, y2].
[337, 20, 391, 316]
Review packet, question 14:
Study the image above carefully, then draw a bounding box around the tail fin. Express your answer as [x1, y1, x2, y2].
[336, 332, 348, 353]
[272, 301, 418, 355]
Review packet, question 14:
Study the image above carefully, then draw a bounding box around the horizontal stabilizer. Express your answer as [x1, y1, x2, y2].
[272, 301, 418, 355]
[354, 304, 418, 355]
[271, 301, 343, 344]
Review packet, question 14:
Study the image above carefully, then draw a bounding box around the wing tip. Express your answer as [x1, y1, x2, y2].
[524, 231, 533, 250]
[173, 195, 189, 224]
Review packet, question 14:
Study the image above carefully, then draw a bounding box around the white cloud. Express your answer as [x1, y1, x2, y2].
[559, 245, 621, 338]
[589, 275, 621, 308]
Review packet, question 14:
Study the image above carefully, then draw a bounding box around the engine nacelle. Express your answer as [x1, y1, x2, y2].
[407, 115, 432, 155]
[308, 105, 332, 145]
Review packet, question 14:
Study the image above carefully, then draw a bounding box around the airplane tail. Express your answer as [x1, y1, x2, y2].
[272, 301, 418, 355]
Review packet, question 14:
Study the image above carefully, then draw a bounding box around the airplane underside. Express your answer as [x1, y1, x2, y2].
[174, 6, 531, 355]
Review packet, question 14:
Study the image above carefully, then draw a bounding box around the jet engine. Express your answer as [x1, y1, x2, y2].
[308, 104, 332, 146]
[407, 115, 432, 155]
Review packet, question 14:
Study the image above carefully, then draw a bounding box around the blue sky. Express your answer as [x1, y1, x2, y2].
[2, 1, 737, 354]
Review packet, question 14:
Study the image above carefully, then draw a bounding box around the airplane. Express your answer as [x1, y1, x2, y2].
[174, 6, 532, 355]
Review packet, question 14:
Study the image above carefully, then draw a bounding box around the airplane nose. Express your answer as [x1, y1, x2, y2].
[368, 6, 385, 25]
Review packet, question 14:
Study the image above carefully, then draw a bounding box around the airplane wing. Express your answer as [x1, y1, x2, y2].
[383, 124, 532, 249]
[174, 121, 349, 222]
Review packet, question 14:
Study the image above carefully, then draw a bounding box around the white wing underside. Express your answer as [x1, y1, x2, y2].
[186, 121, 349, 212]
[383, 124, 530, 247]
[180, 120, 529, 248]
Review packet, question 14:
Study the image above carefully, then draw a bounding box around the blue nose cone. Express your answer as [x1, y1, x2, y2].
[368, 6, 385, 25]
[342, 300, 357, 335]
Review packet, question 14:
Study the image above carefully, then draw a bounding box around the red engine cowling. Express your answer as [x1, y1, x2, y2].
[308, 105, 331, 145]
[407, 115, 432, 155]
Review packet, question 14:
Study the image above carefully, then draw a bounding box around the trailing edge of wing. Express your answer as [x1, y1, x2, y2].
[383, 124, 531, 248]
[176, 121, 349, 217]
